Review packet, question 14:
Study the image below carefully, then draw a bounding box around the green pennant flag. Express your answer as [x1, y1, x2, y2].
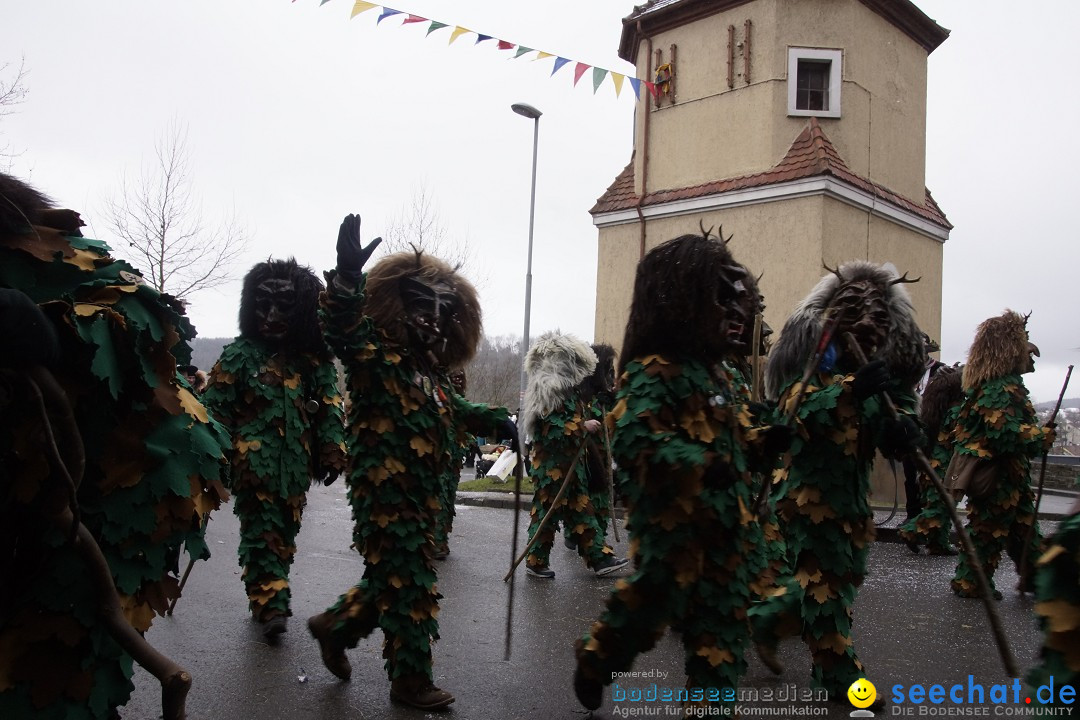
[426, 20, 448, 36]
[592, 67, 608, 93]
[513, 45, 533, 59]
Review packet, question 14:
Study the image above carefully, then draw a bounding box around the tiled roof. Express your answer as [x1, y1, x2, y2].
[590, 118, 952, 230]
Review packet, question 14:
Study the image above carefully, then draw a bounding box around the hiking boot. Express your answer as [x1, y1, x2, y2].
[526, 565, 555, 579]
[593, 556, 630, 577]
[307, 612, 351, 681]
[755, 643, 783, 675]
[261, 615, 287, 640]
[390, 674, 455, 711]
[564, 534, 576, 550]
[573, 665, 603, 711]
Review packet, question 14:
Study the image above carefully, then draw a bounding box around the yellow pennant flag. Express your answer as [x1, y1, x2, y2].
[449, 26, 470, 44]
[535, 51, 553, 61]
[612, 72, 625, 97]
[351, 1, 377, 18]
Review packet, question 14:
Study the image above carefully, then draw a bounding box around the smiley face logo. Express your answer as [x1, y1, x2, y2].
[847, 678, 877, 709]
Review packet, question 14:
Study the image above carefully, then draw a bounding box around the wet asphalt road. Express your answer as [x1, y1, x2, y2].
[124, 483, 1058, 720]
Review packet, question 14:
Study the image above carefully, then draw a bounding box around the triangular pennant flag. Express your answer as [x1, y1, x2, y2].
[612, 73, 625, 97]
[497, 40, 515, 51]
[403, 15, 427, 24]
[629, 77, 642, 99]
[475, 34, 493, 44]
[351, 1, 377, 18]
[535, 51, 553, 61]
[377, 8, 402, 24]
[426, 20, 448, 36]
[320, 0, 332, 5]
[449, 26, 470, 44]
[513, 45, 533, 59]
[592, 67, 608, 93]
[644, 80, 658, 98]
[551, 57, 570, 75]
[573, 62, 589, 86]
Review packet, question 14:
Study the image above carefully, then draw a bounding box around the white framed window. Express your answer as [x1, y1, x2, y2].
[787, 47, 842, 118]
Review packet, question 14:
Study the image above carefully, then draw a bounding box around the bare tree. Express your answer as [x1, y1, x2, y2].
[465, 334, 522, 409]
[379, 184, 482, 282]
[103, 121, 249, 299]
[0, 57, 29, 161]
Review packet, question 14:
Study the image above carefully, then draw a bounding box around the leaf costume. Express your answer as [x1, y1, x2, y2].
[1027, 506, 1080, 704]
[314, 257, 507, 686]
[0, 204, 229, 719]
[949, 374, 1051, 597]
[202, 326, 347, 624]
[749, 260, 925, 699]
[576, 357, 771, 706]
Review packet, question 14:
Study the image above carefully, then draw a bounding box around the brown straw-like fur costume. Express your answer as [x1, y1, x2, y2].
[962, 310, 1032, 391]
[364, 251, 482, 369]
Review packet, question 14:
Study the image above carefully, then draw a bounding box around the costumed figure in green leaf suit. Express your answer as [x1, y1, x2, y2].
[201, 258, 347, 639]
[949, 310, 1054, 599]
[898, 363, 964, 556]
[1027, 497, 1080, 706]
[749, 261, 926, 707]
[573, 232, 793, 715]
[433, 368, 469, 561]
[522, 331, 628, 579]
[306, 214, 514, 711]
[0, 173, 230, 720]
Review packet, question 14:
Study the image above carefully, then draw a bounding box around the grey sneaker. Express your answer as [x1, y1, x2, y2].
[526, 565, 555, 579]
[593, 556, 629, 576]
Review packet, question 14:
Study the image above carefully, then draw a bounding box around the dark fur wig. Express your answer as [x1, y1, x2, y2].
[0, 172, 84, 237]
[765, 261, 926, 400]
[365, 251, 482, 368]
[920, 364, 963, 449]
[239, 258, 326, 355]
[581, 342, 616, 401]
[962, 310, 1032, 390]
[619, 233, 746, 372]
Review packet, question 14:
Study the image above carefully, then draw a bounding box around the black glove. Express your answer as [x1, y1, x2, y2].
[0, 288, 59, 369]
[761, 424, 796, 457]
[878, 415, 923, 460]
[336, 214, 383, 282]
[852, 359, 889, 400]
[321, 470, 338, 486]
[496, 418, 520, 454]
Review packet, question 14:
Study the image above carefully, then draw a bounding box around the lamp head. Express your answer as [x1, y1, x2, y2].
[511, 103, 542, 120]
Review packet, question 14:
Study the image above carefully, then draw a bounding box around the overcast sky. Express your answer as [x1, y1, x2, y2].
[2, 1, 1076, 404]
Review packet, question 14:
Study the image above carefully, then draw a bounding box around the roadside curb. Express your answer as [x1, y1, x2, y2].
[455, 492, 1074, 545]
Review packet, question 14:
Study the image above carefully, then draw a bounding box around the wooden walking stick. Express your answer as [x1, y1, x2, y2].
[842, 333, 1019, 678]
[602, 418, 621, 543]
[503, 442, 588, 582]
[751, 312, 764, 404]
[1019, 364, 1074, 595]
[167, 511, 210, 616]
[753, 311, 841, 517]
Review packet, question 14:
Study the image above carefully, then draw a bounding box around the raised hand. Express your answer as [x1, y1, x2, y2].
[852, 358, 889, 400]
[336, 214, 382, 282]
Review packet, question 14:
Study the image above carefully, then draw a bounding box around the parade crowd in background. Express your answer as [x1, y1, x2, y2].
[0, 171, 1071, 719]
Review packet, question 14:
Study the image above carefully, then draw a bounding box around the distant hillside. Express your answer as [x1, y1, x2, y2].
[190, 337, 231, 372]
[1035, 398, 1080, 411]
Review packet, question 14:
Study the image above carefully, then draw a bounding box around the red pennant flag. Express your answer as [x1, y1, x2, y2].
[497, 40, 514, 51]
[644, 80, 658, 98]
[573, 62, 589, 86]
[403, 15, 427, 24]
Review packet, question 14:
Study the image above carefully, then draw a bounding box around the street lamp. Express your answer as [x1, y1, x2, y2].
[511, 102, 541, 423]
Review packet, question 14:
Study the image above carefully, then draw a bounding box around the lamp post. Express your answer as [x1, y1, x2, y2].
[511, 102, 541, 423]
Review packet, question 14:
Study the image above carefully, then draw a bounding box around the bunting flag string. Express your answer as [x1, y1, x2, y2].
[292, 0, 653, 100]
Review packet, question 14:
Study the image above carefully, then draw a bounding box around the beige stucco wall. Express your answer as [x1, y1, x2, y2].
[632, 0, 930, 202]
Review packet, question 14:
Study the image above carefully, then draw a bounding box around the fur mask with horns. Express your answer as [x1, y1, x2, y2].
[521, 331, 597, 440]
[765, 260, 926, 400]
[962, 310, 1038, 390]
[363, 251, 482, 369]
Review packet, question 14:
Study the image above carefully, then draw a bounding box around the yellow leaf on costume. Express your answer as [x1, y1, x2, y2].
[370, 467, 389, 485]
[564, 420, 580, 434]
[385, 351, 401, 364]
[426, 496, 442, 510]
[794, 567, 822, 588]
[794, 486, 821, 507]
[738, 496, 754, 525]
[389, 575, 404, 589]
[74, 303, 104, 317]
[1039, 545, 1067, 565]
[284, 375, 301, 390]
[178, 387, 209, 423]
[119, 594, 157, 633]
[68, 247, 100, 272]
[375, 513, 398, 528]
[803, 503, 836, 523]
[683, 413, 716, 444]
[256, 490, 274, 502]
[816, 632, 852, 654]
[411, 436, 435, 456]
[1035, 600, 1080, 632]
[384, 457, 406, 474]
[695, 646, 735, 667]
[237, 438, 262, 454]
[549, 467, 563, 481]
[809, 583, 836, 604]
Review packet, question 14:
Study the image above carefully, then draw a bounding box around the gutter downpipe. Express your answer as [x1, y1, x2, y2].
[635, 19, 651, 260]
